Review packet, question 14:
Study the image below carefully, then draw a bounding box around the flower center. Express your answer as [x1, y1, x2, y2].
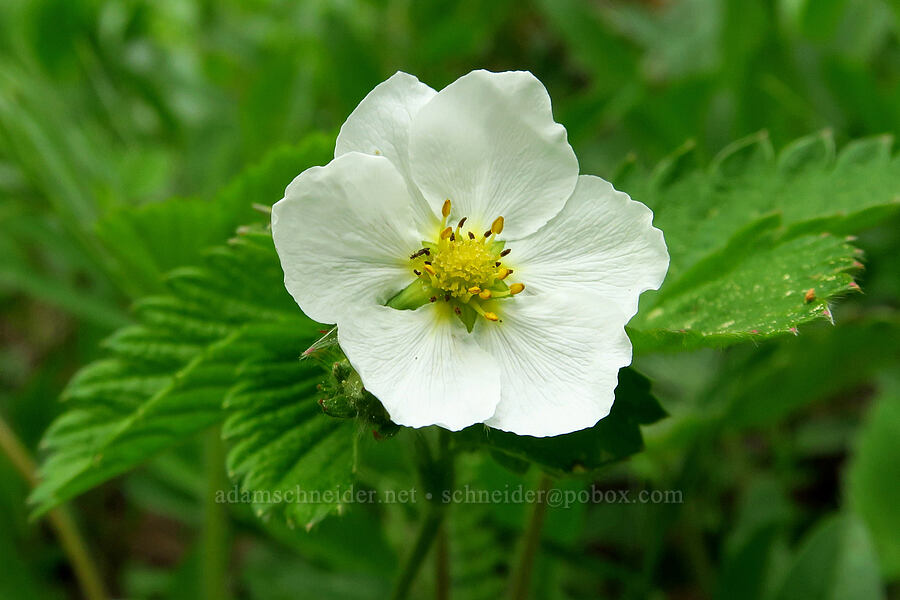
[405, 199, 524, 328]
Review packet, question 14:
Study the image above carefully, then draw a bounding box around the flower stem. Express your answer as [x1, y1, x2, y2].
[0, 414, 108, 600]
[391, 429, 454, 600]
[435, 522, 450, 600]
[202, 428, 230, 600]
[508, 474, 552, 600]
[391, 505, 445, 600]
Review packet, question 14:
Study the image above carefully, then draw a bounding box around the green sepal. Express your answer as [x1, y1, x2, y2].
[317, 357, 400, 438]
[456, 302, 478, 332]
[386, 278, 432, 310]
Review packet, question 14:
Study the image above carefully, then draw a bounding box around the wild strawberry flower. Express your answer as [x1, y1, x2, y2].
[272, 70, 668, 437]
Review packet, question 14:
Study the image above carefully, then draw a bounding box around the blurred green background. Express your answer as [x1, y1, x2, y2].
[1, 0, 899, 598]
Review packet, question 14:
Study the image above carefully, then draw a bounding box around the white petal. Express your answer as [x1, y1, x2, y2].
[409, 70, 578, 239]
[272, 152, 427, 325]
[338, 303, 500, 431]
[335, 71, 439, 228]
[475, 292, 632, 437]
[512, 175, 669, 320]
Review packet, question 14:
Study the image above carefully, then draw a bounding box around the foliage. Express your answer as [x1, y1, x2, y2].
[1, 1, 899, 598]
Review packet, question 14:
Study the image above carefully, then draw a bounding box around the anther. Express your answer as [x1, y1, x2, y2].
[442, 199, 451, 218]
[450, 233, 455, 242]
[509, 283, 525, 295]
[484, 312, 499, 322]
[413, 269, 421, 276]
[444, 294, 451, 302]
[484, 230, 491, 238]
[495, 261, 501, 267]
[491, 216, 504, 235]
[429, 296, 437, 303]
[468, 286, 481, 294]
[500, 248, 511, 257]
[423, 260, 431, 265]
[423, 264, 436, 276]
[497, 268, 510, 280]
[457, 217, 467, 229]
[440, 226, 453, 239]
[468, 231, 475, 240]
[479, 289, 492, 300]
[409, 249, 427, 259]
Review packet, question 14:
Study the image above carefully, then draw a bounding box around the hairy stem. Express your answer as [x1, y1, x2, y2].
[202, 429, 230, 600]
[0, 414, 108, 600]
[509, 474, 552, 600]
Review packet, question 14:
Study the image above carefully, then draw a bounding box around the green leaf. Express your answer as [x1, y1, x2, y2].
[223, 324, 358, 530]
[845, 373, 900, 580]
[624, 133, 899, 351]
[95, 134, 334, 297]
[772, 514, 884, 600]
[456, 369, 665, 474]
[30, 232, 327, 518]
[630, 222, 862, 350]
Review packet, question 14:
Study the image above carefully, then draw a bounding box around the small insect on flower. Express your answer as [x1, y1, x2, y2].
[804, 288, 816, 303]
[272, 70, 669, 436]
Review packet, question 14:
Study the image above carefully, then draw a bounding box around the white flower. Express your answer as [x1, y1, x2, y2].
[272, 70, 668, 437]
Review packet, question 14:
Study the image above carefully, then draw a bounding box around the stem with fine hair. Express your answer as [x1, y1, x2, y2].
[508, 474, 552, 600]
[0, 414, 108, 600]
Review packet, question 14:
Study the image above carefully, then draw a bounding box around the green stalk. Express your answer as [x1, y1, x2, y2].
[435, 522, 450, 600]
[391, 429, 454, 600]
[508, 474, 552, 600]
[391, 505, 445, 600]
[202, 429, 230, 600]
[0, 415, 108, 600]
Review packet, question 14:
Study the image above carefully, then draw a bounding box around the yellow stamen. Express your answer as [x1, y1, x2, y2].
[483, 311, 499, 322]
[497, 268, 510, 280]
[479, 289, 492, 300]
[422, 264, 436, 276]
[468, 286, 481, 295]
[440, 226, 453, 240]
[509, 283, 525, 295]
[442, 199, 451, 218]
[491, 216, 504, 235]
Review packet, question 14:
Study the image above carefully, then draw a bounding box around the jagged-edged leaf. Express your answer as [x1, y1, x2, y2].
[30, 232, 324, 516]
[629, 221, 862, 350]
[622, 133, 896, 351]
[457, 369, 665, 474]
[223, 324, 357, 530]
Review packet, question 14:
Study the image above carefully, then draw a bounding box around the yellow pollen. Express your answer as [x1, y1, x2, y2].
[400, 208, 524, 325]
[429, 237, 497, 298]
